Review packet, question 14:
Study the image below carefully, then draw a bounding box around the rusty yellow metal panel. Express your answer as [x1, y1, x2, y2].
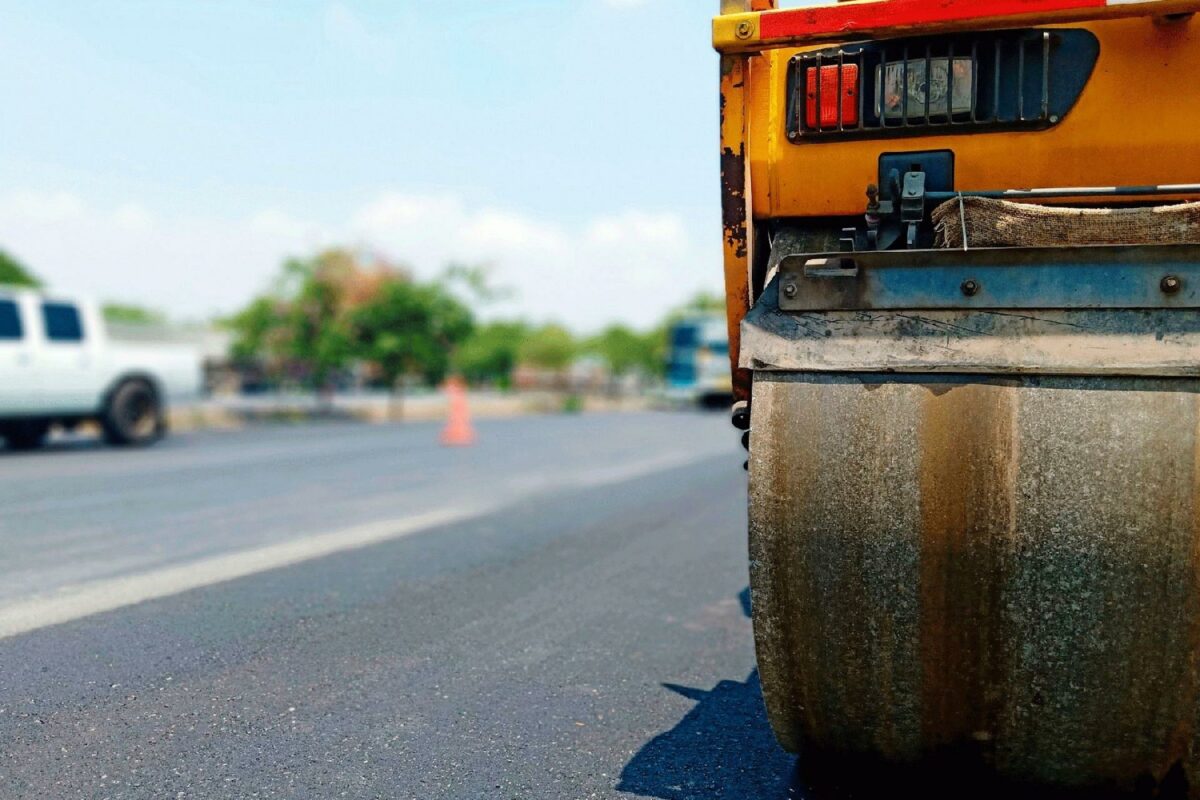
[719, 54, 754, 402]
[744, 16, 1200, 217]
[749, 371, 1200, 791]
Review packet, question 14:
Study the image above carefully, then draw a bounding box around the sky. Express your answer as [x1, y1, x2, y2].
[0, 0, 743, 331]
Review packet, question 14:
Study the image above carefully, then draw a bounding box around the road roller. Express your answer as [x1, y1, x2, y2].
[714, 0, 1200, 794]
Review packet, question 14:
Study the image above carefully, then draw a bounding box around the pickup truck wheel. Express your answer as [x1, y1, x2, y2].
[102, 380, 163, 446]
[1, 420, 50, 451]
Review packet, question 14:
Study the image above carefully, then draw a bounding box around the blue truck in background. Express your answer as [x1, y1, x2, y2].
[665, 314, 732, 408]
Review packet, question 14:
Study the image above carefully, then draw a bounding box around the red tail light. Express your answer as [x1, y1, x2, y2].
[805, 64, 859, 130]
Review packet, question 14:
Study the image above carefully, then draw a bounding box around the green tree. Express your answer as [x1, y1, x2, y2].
[228, 248, 385, 389]
[227, 296, 287, 362]
[518, 324, 576, 371]
[441, 263, 514, 304]
[585, 324, 661, 377]
[453, 321, 528, 387]
[282, 255, 354, 389]
[349, 281, 474, 387]
[0, 249, 41, 288]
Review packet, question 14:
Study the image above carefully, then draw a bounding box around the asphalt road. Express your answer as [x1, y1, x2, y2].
[0, 413, 801, 799]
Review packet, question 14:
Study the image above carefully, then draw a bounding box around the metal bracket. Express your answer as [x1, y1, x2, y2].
[777, 244, 1200, 311]
[900, 171, 925, 249]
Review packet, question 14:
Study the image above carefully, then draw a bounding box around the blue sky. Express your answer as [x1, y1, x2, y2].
[0, 0, 733, 329]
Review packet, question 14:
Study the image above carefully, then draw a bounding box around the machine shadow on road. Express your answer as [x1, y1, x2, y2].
[617, 586, 801, 799]
[616, 668, 799, 799]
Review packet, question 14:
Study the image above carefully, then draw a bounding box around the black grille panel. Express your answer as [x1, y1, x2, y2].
[785, 28, 1099, 142]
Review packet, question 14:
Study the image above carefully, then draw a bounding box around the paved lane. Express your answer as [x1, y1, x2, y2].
[0, 413, 800, 799]
[0, 414, 732, 606]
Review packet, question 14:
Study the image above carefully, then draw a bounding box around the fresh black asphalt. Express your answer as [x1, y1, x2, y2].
[0, 414, 801, 799]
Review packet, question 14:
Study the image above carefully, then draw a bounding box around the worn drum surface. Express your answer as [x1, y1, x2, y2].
[749, 372, 1200, 791]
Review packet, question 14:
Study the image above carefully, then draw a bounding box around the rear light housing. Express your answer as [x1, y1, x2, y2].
[805, 64, 859, 130]
[877, 57, 973, 120]
[786, 28, 1099, 142]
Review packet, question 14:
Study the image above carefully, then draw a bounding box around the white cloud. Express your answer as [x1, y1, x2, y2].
[249, 208, 326, 241]
[0, 189, 721, 330]
[585, 211, 686, 250]
[461, 210, 567, 254]
[351, 192, 463, 231]
[343, 193, 714, 327]
[112, 203, 154, 233]
[0, 191, 86, 224]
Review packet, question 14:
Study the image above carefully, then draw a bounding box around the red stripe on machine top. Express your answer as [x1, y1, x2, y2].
[759, 0, 1110, 41]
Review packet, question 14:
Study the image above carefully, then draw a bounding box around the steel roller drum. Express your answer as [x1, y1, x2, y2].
[748, 371, 1200, 793]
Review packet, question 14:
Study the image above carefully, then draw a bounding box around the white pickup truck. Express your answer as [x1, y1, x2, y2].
[0, 289, 202, 449]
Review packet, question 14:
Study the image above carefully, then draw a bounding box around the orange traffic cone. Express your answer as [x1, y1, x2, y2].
[440, 376, 476, 446]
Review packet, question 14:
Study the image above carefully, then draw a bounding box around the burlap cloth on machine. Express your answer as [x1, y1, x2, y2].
[932, 196, 1200, 248]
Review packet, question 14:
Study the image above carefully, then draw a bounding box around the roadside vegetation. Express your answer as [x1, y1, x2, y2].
[223, 247, 722, 392]
[0, 244, 725, 392]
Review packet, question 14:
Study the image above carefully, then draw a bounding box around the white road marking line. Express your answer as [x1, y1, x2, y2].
[0, 447, 730, 640]
[0, 506, 493, 641]
[568, 450, 723, 488]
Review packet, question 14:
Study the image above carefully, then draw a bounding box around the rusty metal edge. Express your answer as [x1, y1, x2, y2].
[741, 277, 1200, 376]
